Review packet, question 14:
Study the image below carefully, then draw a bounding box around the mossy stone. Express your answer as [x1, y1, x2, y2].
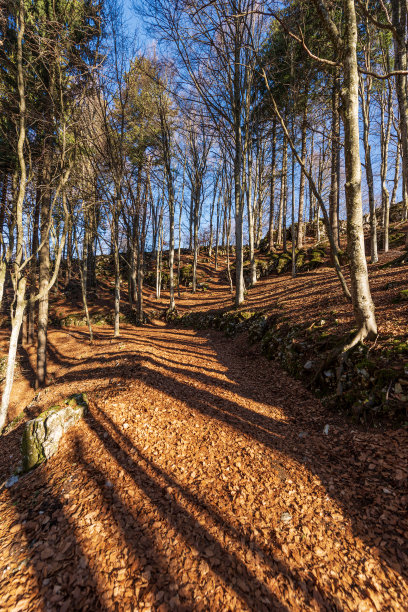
[21, 393, 88, 472]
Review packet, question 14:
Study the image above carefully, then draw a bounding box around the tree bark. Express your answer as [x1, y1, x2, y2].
[391, 0, 408, 226]
[282, 135, 288, 251]
[341, 0, 377, 344]
[28, 182, 41, 344]
[329, 73, 340, 250]
[297, 104, 308, 248]
[36, 154, 51, 388]
[0, 0, 27, 430]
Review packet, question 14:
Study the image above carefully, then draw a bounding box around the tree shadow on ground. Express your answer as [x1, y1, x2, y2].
[49, 323, 408, 590]
[7, 462, 105, 610]
[1, 322, 407, 609]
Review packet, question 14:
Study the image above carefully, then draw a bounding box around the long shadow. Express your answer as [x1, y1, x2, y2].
[6, 460, 106, 610]
[16, 343, 37, 389]
[46, 331, 225, 378]
[10, 320, 407, 603]
[84, 406, 336, 610]
[71, 436, 189, 609]
[57, 326, 408, 591]
[200, 329, 408, 585]
[41, 353, 292, 442]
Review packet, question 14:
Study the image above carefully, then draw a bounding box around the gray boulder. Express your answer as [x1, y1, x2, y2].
[21, 393, 88, 472]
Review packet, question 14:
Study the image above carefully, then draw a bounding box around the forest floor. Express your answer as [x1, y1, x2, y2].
[0, 234, 407, 610]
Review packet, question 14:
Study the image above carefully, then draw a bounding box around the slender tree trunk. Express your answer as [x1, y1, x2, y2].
[168, 184, 175, 310]
[233, 20, 245, 306]
[309, 131, 315, 225]
[0, 173, 8, 259]
[390, 144, 400, 211]
[291, 133, 296, 277]
[74, 213, 93, 343]
[329, 73, 340, 250]
[36, 155, 51, 388]
[282, 135, 288, 251]
[113, 199, 121, 338]
[380, 87, 392, 253]
[246, 138, 257, 286]
[137, 178, 149, 322]
[360, 75, 378, 262]
[188, 201, 193, 253]
[192, 187, 199, 293]
[297, 104, 308, 248]
[177, 156, 186, 297]
[65, 217, 72, 287]
[156, 207, 163, 300]
[177, 201, 183, 299]
[28, 184, 41, 344]
[0, 0, 27, 430]
[225, 194, 233, 294]
[214, 187, 221, 270]
[391, 0, 408, 228]
[341, 0, 377, 344]
[316, 147, 325, 243]
[276, 155, 284, 248]
[208, 178, 218, 258]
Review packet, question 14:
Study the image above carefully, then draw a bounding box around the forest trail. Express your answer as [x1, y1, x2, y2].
[0, 321, 407, 611]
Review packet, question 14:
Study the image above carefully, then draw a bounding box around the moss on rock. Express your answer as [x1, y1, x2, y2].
[21, 393, 88, 472]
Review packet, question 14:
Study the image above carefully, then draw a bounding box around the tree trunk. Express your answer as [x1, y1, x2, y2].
[0, 173, 8, 259]
[75, 211, 93, 343]
[329, 73, 340, 250]
[291, 134, 296, 277]
[391, 0, 408, 228]
[233, 19, 245, 307]
[297, 104, 308, 248]
[156, 207, 163, 300]
[65, 217, 72, 287]
[341, 0, 377, 344]
[214, 188, 221, 270]
[380, 87, 392, 253]
[282, 135, 288, 252]
[192, 188, 199, 293]
[28, 183, 41, 344]
[225, 194, 233, 295]
[246, 139, 257, 286]
[1, 278, 26, 430]
[0, 0, 27, 430]
[113, 201, 121, 338]
[208, 179, 217, 258]
[137, 183, 148, 322]
[168, 184, 175, 311]
[36, 154, 51, 389]
[360, 70, 378, 262]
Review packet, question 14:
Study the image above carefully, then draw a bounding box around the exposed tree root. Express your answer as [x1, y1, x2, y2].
[311, 325, 378, 395]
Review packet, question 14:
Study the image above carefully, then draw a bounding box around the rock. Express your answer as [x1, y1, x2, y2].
[323, 424, 330, 435]
[21, 393, 88, 472]
[298, 432, 308, 439]
[304, 360, 313, 371]
[324, 370, 334, 378]
[123, 423, 129, 430]
[5, 475, 19, 488]
[281, 512, 292, 523]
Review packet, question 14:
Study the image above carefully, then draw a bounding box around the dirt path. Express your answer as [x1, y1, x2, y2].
[0, 322, 407, 611]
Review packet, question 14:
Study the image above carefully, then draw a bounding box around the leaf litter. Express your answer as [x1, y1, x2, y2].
[0, 313, 406, 609]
